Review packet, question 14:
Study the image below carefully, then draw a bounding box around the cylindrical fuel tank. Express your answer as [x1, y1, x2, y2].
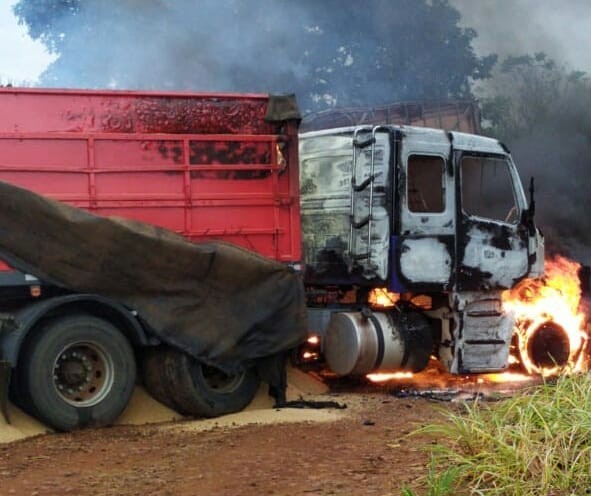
[324, 309, 433, 376]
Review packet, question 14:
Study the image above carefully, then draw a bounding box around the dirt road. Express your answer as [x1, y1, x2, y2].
[0, 385, 439, 495]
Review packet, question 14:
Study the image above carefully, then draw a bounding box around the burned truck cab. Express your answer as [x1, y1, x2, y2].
[300, 125, 544, 376]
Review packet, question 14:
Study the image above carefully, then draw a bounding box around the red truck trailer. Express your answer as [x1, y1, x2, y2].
[0, 88, 301, 260]
[0, 88, 303, 431]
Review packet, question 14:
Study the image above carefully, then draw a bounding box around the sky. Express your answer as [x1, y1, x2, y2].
[1, 1, 590, 85]
[0, 1, 55, 83]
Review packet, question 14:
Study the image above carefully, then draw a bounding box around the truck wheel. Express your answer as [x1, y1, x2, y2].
[141, 347, 183, 412]
[164, 348, 260, 417]
[18, 314, 136, 431]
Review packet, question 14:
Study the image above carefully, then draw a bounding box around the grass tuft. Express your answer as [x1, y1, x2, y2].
[407, 374, 591, 495]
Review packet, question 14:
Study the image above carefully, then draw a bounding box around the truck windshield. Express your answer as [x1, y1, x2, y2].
[461, 155, 519, 224]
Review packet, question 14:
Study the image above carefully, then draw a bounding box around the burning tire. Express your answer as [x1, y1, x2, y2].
[517, 319, 577, 375]
[143, 346, 260, 418]
[15, 314, 136, 431]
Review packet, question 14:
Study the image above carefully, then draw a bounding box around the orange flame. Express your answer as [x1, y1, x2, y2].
[502, 256, 589, 376]
[368, 288, 400, 308]
[366, 372, 414, 382]
[365, 257, 589, 385]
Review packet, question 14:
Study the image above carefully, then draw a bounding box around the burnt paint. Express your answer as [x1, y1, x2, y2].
[390, 130, 455, 292]
[456, 216, 528, 290]
[454, 150, 529, 291]
[390, 234, 455, 293]
[189, 141, 273, 180]
[153, 139, 275, 180]
[303, 247, 385, 287]
[65, 96, 278, 135]
[392, 131, 403, 237]
[189, 141, 271, 165]
[157, 141, 184, 164]
[138, 97, 276, 135]
[396, 164, 407, 234]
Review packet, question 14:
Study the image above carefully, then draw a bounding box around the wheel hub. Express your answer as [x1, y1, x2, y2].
[198, 364, 244, 393]
[52, 343, 113, 406]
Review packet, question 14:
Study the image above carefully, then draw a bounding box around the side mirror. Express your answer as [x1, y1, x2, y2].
[523, 176, 536, 235]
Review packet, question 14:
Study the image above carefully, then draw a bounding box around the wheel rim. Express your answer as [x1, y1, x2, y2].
[197, 364, 245, 393]
[52, 341, 115, 407]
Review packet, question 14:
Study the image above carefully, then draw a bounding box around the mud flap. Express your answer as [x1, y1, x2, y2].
[0, 360, 11, 424]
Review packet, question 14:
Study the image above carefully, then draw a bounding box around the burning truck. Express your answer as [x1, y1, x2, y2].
[0, 87, 585, 432]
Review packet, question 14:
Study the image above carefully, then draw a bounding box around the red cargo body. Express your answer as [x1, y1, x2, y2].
[0, 88, 301, 267]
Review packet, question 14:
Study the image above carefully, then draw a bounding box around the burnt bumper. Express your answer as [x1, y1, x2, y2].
[0, 360, 10, 424]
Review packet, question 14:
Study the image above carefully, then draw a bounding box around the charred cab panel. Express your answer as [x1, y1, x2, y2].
[455, 153, 529, 290]
[299, 127, 392, 284]
[391, 127, 455, 292]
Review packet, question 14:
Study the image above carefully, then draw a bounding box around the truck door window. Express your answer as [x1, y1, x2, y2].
[407, 155, 445, 213]
[461, 156, 518, 224]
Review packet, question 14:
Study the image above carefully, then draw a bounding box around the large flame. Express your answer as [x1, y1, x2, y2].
[366, 256, 589, 386]
[502, 256, 589, 376]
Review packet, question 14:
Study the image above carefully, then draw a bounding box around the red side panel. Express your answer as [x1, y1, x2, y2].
[0, 88, 301, 269]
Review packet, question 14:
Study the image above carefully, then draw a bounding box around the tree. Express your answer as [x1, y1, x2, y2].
[479, 53, 590, 142]
[13, 0, 495, 113]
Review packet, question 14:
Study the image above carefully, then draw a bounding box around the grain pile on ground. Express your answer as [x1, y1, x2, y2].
[0, 366, 333, 444]
[0, 403, 50, 444]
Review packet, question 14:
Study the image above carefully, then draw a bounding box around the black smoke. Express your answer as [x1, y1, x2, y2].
[511, 119, 591, 264]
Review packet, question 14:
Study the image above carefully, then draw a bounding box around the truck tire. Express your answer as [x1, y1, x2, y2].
[143, 346, 260, 417]
[141, 347, 183, 412]
[18, 314, 136, 431]
[169, 350, 260, 418]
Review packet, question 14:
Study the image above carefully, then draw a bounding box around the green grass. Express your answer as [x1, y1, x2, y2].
[403, 374, 591, 495]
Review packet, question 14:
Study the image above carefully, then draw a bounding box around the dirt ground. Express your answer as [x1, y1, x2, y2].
[0, 396, 440, 496]
[0, 369, 446, 496]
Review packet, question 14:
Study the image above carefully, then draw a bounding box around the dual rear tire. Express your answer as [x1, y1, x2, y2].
[142, 346, 260, 418]
[12, 314, 260, 431]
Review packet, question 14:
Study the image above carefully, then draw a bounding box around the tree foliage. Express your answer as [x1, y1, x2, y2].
[13, 0, 495, 112]
[479, 53, 590, 142]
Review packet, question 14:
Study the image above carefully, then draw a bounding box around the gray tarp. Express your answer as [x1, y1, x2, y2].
[0, 180, 307, 389]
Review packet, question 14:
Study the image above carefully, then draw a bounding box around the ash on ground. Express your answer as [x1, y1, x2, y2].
[319, 360, 545, 402]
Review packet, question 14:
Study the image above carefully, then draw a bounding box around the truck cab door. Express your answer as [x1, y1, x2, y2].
[454, 148, 529, 291]
[391, 128, 455, 292]
[448, 133, 530, 373]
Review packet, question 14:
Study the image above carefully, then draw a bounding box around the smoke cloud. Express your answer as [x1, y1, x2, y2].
[511, 115, 591, 265]
[15, 0, 491, 113]
[450, 0, 591, 74]
[38, 1, 313, 92]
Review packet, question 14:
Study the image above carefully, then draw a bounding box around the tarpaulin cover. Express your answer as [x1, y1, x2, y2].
[0, 180, 308, 382]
